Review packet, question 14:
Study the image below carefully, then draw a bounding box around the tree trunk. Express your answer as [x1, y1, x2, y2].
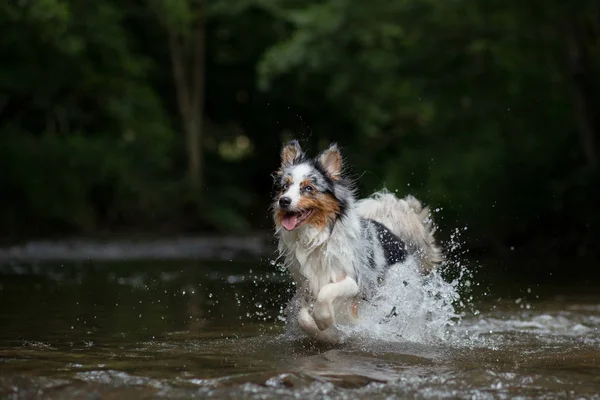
[189, 1, 206, 191]
[167, 0, 206, 192]
[186, 115, 202, 190]
[168, 31, 189, 123]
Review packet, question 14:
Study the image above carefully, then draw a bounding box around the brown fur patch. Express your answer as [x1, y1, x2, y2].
[319, 145, 342, 180]
[300, 179, 313, 191]
[281, 142, 301, 166]
[297, 192, 340, 231]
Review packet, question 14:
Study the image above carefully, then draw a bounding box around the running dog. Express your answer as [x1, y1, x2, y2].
[272, 140, 442, 341]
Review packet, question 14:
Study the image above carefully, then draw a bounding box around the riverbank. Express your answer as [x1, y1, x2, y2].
[0, 235, 275, 263]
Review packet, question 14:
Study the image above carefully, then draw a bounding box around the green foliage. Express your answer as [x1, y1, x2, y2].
[149, 0, 194, 32]
[0, 0, 260, 236]
[1, 0, 599, 262]
[0, 132, 163, 231]
[255, 0, 600, 250]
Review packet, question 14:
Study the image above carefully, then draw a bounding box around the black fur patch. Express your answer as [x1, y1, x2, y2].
[371, 220, 407, 265]
[337, 195, 348, 219]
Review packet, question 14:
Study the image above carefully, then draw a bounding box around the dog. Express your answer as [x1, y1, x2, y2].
[272, 140, 443, 341]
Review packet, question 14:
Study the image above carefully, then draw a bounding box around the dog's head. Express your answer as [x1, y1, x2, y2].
[272, 140, 351, 232]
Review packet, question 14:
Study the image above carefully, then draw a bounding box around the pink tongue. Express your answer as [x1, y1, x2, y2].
[282, 214, 298, 231]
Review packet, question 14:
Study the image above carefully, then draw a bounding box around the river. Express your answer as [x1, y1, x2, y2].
[1, 253, 599, 399]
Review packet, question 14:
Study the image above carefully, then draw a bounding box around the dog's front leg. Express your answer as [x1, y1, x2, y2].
[313, 277, 359, 331]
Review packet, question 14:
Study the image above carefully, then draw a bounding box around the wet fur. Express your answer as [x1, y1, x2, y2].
[272, 140, 443, 342]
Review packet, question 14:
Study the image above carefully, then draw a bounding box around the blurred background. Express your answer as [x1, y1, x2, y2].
[1, 0, 599, 280]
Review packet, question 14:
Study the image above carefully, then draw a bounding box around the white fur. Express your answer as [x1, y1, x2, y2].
[295, 275, 360, 343]
[313, 276, 360, 330]
[281, 163, 312, 207]
[278, 216, 359, 298]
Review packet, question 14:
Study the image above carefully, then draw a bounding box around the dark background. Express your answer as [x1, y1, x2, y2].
[1, 0, 599, 279]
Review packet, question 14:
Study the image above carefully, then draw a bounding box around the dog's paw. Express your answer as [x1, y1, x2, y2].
[313, 300, 334, 331]
[298, 307, 319, 335]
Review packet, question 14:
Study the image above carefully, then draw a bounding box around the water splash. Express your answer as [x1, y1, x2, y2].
[338, 256, 462, 344]
[271, 223, 478, 345]
[237, 215, 485, 346]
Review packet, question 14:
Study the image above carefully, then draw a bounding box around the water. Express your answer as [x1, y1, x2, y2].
[1, 257, 599, 399]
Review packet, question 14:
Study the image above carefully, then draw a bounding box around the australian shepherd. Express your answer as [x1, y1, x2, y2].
[272, 140, 443, 342]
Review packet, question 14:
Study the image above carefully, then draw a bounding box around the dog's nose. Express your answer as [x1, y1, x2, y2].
[279, 196, 291, 208]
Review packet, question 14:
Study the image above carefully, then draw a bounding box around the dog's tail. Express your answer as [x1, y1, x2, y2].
[356, 189, 443, 272]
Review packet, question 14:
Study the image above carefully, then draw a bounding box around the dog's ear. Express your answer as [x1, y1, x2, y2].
[318, 143, 342, 180]
[281, 140, 303, 166]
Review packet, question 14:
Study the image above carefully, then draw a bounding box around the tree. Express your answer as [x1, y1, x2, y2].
[150, 0, 207, 192]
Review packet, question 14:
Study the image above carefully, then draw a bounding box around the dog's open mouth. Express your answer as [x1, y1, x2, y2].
[281, 209, 313, 231]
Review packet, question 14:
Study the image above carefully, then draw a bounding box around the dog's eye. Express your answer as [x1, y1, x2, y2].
[282, 183, 289, 191]
[304, 185, 314, 193]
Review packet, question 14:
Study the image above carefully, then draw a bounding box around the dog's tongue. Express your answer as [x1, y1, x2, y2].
[282, 214, 298, 231]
